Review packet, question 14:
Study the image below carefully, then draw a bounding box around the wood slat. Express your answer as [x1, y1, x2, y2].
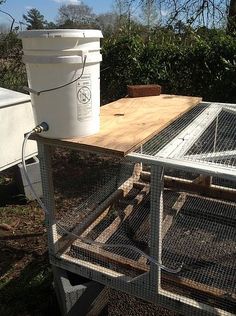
[32, 95, 202, 156]
[57, 163, 142, 254]
[162, 192, 186, 239]
[164, 177, 236, 202]
[70, 238, 236, 304]
[60, 250, 236, 314]
[140, 171, 236, 202]
[162, 273, 236, 309]
[72, 240, 148, 272]
[57, 189, 123, 255]
[95, 184, 150, 244]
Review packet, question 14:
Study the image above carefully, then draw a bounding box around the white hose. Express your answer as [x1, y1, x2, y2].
[22, 131, 182, 274]
[22, 131, 48, 214]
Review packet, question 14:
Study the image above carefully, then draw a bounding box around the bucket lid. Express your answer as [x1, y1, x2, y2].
[19, 29, 103, 39]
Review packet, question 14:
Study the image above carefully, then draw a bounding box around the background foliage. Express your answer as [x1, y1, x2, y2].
[0, 2, 236, 103]
[101, 28, 236, 103]
[0, 32, 26, 92]
[0, 28, 235, 103]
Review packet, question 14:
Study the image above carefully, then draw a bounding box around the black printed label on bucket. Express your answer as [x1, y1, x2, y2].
[76, 74, 92, 121]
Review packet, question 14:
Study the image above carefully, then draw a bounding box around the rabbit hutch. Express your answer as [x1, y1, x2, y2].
[33, 95, 236, 316]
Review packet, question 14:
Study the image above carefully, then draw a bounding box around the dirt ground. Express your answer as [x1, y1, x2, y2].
[0, 166, 59, 316]
[108, 290, 175, 316]
[0, 149, 177, 316]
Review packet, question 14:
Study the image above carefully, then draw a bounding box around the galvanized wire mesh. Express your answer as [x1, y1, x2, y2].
[135, 102, 208, 156]
[130, 101, 236, 313]
[49, 147, 236, 314]
[52, 153, 152, 278]
[43, 99, 236, 315]
[161, 172, 236, 314]
[184, 109, 236, 169]
[136, 102, 236, 172]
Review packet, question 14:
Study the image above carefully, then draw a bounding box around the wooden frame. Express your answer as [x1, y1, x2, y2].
[139, 171, 236, 202]
[36, 100, 236, 316]
[53, 167, 235, 314]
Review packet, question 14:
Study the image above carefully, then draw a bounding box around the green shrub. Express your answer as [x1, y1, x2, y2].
[101, 33, 144, 103]
[1, 29, 235, 103]
[101, 29, 236, 103]
[0, 32, 27, 92]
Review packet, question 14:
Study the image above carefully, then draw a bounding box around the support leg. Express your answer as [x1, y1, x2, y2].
[149, 164, 164, 293]
[37, 141, 58, 253]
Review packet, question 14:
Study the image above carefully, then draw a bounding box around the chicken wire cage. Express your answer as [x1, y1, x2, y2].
[37, 101, 236, 316]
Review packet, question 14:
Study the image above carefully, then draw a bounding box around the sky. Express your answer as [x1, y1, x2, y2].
[0, 0, 114, 27]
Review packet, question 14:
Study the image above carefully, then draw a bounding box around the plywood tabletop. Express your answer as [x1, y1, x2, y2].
[34, 94, 202, 156]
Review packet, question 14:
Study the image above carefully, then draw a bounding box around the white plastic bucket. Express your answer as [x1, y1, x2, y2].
[19, 29, 103, 139]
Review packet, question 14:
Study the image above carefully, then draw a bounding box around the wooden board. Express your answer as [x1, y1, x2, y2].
[57, 163, 142, 255]
[33, 95, 202, 156]
[140, 171, 236, 202]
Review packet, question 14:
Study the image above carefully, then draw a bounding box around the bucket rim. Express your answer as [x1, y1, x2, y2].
[22, 54, 102, 64]
[19, 29, 103, 39]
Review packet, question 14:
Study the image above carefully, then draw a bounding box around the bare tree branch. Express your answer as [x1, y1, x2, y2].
[0, 9, 15, 31]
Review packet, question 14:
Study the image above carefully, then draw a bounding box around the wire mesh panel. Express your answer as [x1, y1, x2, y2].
[50, 150, 153, 280]
[136, 102, 236, 176]
[38, 101, 236, 315]
[184, 108, 236, 169]
[113, 161, 235, 315]
[127, 101, 236, 315]
[48, 148, 236, 315]
[162, 190, 236, 313]
[161, 170, 236, 314]
[43, 149, 181, 308]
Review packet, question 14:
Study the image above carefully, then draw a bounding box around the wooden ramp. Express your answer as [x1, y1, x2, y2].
[33, 94, 202, 156]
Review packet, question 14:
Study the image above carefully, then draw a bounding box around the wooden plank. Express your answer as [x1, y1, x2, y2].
[193, 175, 212, 186]
[135, 217, 150, 266]
[172, 192, 187, 212]
[72, 240, 148, 272]
[86, 288, 109, 316]
[57, 163, 142, 254]
[61, 253, 127, 278]
[132, 184, 188, 239]
[140, 172, 236, 202]
[80, 208, 110, 238]
[95, 184, 150, 244]
[69, 239, 236, 304]
[57, 189, 123, 255]
[31, 95, 202, 156]
[162, 274, 236, 311]
[164, 177, 236, 202]
[162, 193, 186, 239]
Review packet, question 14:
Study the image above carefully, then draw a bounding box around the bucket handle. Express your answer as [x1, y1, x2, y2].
[24, 54, 87, 96]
